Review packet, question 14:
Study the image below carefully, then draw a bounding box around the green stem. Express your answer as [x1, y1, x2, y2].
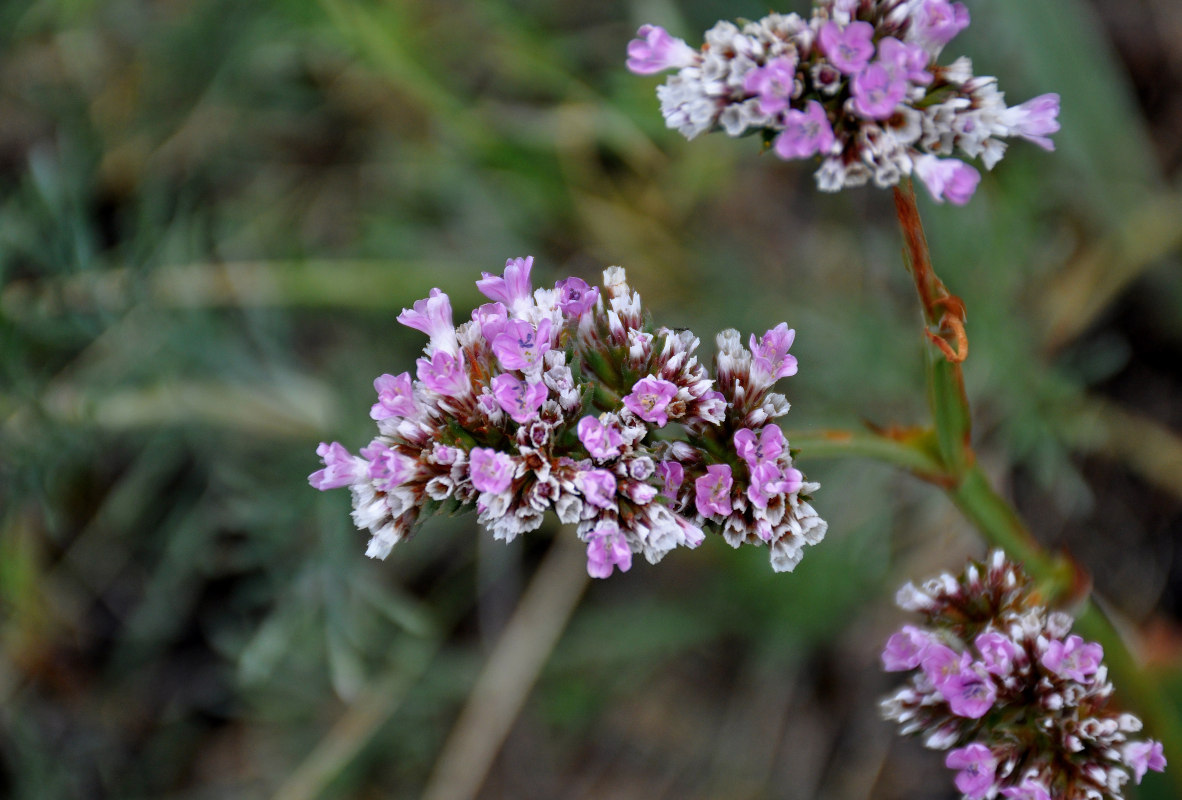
[891, 183, 1182, 793]
[785, 427, 944, 476]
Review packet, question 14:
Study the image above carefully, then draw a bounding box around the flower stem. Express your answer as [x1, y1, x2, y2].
[891, 180, 1182, 790]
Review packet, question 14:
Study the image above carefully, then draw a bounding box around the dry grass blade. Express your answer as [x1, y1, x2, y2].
[421, 533, 590, 800]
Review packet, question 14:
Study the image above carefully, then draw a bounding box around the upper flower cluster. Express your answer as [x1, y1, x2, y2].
[626, 0, 1060, 205]
[880, 551, 1166, 799]
[310, 257, 826, 578]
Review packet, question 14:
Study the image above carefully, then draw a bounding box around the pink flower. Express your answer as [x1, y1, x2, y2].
[975, 631, 1019, 676]
[657, 460, 684, 500]
[579, 468, 618, 509]
[472, 302, 510, 344]
[882, 625, 935, 671]
[308, 442, 367, 490]
[1000, 93, 1060, 151]
[555, 277, 599, 316]
[416, 350, 470, 396]
[747, 461, 801, 509]
[491, 373, 548, 424]
[774, 100, 835, 160]
[921, 643, 969, 687]
[733, 425, 786, 467]
[694, 464, 733, 517]
[913, 154, 980, 205]
[851, 62, 908, 119]
[1123, 740, 1167, 784]
[876, 38, 931, 85]
[1000, 779, 1051, 800]
[945, 743, 997, 800]
[623, 376, 679, 427]
[476, 256, 535, 316]
[818, 21, 876, 75]
[749, 323, 798, 386]
[370, 372, 416, 420]
[942, 666, 997, 719]
[361, 440, 416, 491]
[911, 0, 971, 50]
[625, 24, 698, 75]
[586, 523, 633, 578]
[578, 415, 624, 459]
[469, 447, 515, 494]
[743, 55, 798, 116]
[492, 318, 552, 372]
[1040, 634, 1103, 682]
[398, 288, 459, 356]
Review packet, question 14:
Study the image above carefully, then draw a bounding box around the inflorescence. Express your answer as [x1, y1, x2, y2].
[310, 257, 826, 578]
[881, 551, 1166, 799]
[626, 0, 1060, 204]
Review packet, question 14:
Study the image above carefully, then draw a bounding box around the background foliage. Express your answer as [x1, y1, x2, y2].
[2, 0, 1181, 797]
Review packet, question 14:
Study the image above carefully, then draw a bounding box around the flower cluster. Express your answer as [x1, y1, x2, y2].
[310, 257, 826, 578]
[626, 0, 1060, 204]
[880, 551, 1166, 799]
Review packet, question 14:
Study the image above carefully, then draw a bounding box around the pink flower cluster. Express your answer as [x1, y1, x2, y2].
[310, 257, 827, 578]
[881, 551, 1166, 799]
[626, 0, 1060, 205]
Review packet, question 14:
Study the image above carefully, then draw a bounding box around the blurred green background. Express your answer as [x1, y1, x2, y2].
[2, 0, 1182, 798]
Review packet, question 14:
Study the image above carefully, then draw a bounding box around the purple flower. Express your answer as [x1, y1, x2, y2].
[818, 21, 876, 75]
[623, 376, 679, 427]
[398, 288, 459, 356]
[749, 323, 798, 385]
[876, 38, 931, 85]
[361, 440, 416, 491]
[913, 154, 980, 205]
[555, 277, 600, 316]
[1000, 93, 1060, 151]
[851, 62, 908, 119]
[945, 743, 997, 800]
[578, 415, 624, 459]
[733, 425, 786, 467]
[1000, 779, 1051, 800]
[492, 318, 552, 372]
[416, 350, 470, 396]
[579, 468, 618, 509]
[911, 0, 971, 50]
[975, 631, 1019, 676]
[472, 302, 510, 344]
[921, 643, 967, 686]
[747, 461, 802, 509]
[1123, 740, 1167, 784]
[309, 442, 367, 490]
[657, 460, 684, 500]
[476, 256, 535, 316]
[882, 625, 935, 671]
[586, 523, 633, 578]
[774, 100, 835, 160]
[1040, 634, 1103, 682]
[943, 665, 997, 719]
[469, 447, 515, 494]
[371, 372, 416, 420]
[743, 55, 798, 116]
[625, 24, 698, 75]
[491, 373, 548, 424]
[694, 464, 733, 517]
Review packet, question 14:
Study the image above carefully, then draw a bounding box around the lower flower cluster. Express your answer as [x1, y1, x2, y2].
[880, 551, 1166, 799]
[310, 257, 826, 577]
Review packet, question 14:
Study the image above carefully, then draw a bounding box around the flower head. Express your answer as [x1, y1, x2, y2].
[881, 551, 1167, 799]
[628, 1, 1058, 201]
[312, 258, 825, 575]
